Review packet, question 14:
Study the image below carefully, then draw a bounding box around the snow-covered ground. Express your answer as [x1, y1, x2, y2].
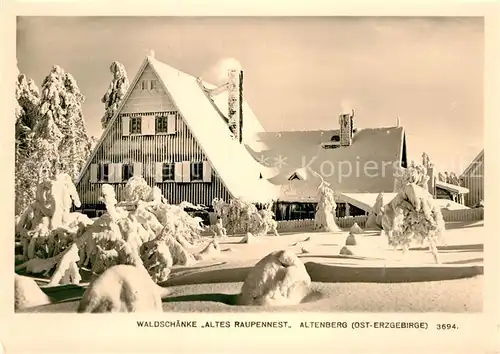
[18, 221, 484, 313]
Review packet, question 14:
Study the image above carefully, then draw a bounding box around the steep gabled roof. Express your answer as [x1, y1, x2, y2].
[460, 149, 484, 179]
[247, 127, 406, 202]
[77, 56, 280, 203]
[76, 58, 150, 183]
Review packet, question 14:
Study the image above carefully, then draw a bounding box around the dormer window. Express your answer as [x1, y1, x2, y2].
[322, 142, 340, 149]
[288, 168, 307, 181]
[141, 80, 148, 90]
[150, 80, 157, 91]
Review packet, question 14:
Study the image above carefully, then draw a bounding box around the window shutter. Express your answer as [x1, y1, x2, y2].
[144, 162, 153, 178]
[122, 116, 130, 136]
[108, 163, 116, 183]
[174, 162, 183, 182]
[182, 161, 191, 182]
[202, 161, 212, 182]
[133, 163, 143, 177]
[167, 113, 177, 134]
[115, 163, 123, 183]
[155, 162, 164, 183]
[149, 116, 156, 135]
[141, 115, 154, 135]
[90, 164, 98, 183]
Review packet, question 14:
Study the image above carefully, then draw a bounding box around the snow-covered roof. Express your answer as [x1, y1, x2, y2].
[459, 149, 484, 179]
[77, 55, 280, 203]
[249, 127, 406, 202]
[78, 55, 406, 205]
[340, 192, 398, 212]
[435, 180, 469, 195]
[148, 57, 280, 202]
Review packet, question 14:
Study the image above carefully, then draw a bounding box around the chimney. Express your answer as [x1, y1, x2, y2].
[427, 164, 436, 197]
[227, 69, 244, 143]
[339, 109, 354, 146]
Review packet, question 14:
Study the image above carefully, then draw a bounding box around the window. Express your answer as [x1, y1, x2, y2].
[141, 80, 148, 90]
[97, 164, 109, 182]
[162, 163, 175, 181]
[130, 117, 142, 134]
[336, 202, 347, 217]
[155, 116, 168, 133]
[190, 162, 204, 181]
[288, 203, 316, 220]
[122, 164, 133, 181]
[150, 80, 157, 91]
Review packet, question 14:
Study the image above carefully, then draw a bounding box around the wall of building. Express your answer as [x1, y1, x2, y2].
[77, 63, 232, 210]
[461, 153, 484, 207]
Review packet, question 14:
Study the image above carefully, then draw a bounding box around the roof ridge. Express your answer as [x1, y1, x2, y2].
[147, 56, 197, 80]
[459, 148, 484, 178]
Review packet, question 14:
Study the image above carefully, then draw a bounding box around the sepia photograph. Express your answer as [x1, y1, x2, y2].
[13, 15, 486, 316]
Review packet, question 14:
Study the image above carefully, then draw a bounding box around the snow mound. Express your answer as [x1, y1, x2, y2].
[350, 222, 363, 234]
[238, 250, 311, 306]
[339, 246, 354, 256]
[77, 264, 165, 313]
[345, 234, 358, 246]
[239, 232, 256, 244]
[15, 275, 51, 311]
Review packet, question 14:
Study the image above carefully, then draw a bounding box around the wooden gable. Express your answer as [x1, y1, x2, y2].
[121, 64, 176, 114]
[76, 58, 231, 208]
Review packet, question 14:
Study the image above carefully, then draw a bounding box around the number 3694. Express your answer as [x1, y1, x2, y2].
[437, 324, 458, 330]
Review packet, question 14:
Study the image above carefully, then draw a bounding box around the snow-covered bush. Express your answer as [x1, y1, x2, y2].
[16, 173, 92, 261]
[312, 173, 340, 232]
[212, 197, 278, 236]
[123, 176, 154, 202]
[381, 183, 445, 263]
[394, 162, 429, 192]
[16, 177, 219, 286]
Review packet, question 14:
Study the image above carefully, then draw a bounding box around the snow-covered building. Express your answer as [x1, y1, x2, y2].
[75, 54, 409, 219]
[459, 149, 484, 207]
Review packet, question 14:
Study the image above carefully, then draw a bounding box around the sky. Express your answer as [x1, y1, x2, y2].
[16, 16, 484, 174]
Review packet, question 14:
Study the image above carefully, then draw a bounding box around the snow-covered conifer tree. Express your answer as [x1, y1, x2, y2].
[15, 72, 41, 214]
[37, 65, 91, 181]
[101, 61, 129, 129]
